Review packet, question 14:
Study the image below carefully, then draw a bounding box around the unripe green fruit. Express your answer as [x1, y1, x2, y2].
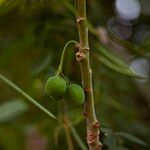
[64, 84, 85, 105]
[45, 76, 66, 97]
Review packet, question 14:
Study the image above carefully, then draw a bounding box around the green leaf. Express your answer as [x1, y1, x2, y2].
[0, 73, 57, 121]
[116, 132, 149, 147]
[54, 125, 64, 145]
[94, 43, 129, 69]
[92, 53, 145, 79]
[68, 108, 83, 125]
[0, 100, 27, 122]
[107, 147, 129, 150]
[70, 125, 88, 150]
[104, 134, 117, 149]
[107, 29, 144, 56]
[101, 128, 113, 135]
[61, 0, 75, 14]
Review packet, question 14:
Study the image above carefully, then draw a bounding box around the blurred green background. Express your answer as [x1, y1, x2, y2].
[0, 0, 149, 150]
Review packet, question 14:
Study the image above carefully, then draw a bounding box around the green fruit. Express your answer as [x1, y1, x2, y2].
[64, 84, 85, 105]
[45, 76, 66, 97]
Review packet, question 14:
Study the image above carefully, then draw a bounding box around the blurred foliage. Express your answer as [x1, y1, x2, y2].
[0, 99, 27, 122]
[0, 0, 150, 150]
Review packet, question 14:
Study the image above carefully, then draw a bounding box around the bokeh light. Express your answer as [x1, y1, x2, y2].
[130, 58, 150, 83]
[115, 0, 141, 20]
[107, 17, 132, 39]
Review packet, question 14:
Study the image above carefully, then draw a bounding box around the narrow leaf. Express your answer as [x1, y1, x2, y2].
[92, 53, 145, 79]
[108, 29, 144, 56]
[0, 73, 57, 120]
[116, 132, 149, 147]
[95, 43, 129, 69]
[54, 125, 63, 145]
[61, 0, 75, 14]
[104, 134, 117, 149]
[70, 125, 88, 150]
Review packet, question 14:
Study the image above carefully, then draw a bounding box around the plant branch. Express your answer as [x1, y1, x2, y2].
[75, 0, 102, 150]
[0, 73, 87, 150]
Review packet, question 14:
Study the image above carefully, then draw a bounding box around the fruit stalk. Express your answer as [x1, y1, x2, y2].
[56, 40, 78, 76]
[61, 100, 74, 150]
[75, 0, 102, 149]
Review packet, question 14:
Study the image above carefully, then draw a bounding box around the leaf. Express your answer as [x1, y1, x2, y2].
[107, 29, 144, 56]
[72, 115, 84, 126]
[92, 53, 145, 79]
[104, 134, 118, 149]
[102, 129, 130, 150]
[0, 100, 27, 122]
[101, 128, 113, 135]
[116, 132, 149, 147]
[61, 0, 75, 14]
[54, 125, 63, 145]
[68, 108, 83, 125]
[0, 73, 57, 120]
[70, 125, 88, 150]
[107, 147, 129, 150]
[88, 23, 146, 56]
[94, 43, 129, 69]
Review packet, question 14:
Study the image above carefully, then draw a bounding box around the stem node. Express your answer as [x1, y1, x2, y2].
[84, 87, 93, 94]
[76, 52, 86, 61]
[77, 17, 85, 23]
[92, 121, 100, 128]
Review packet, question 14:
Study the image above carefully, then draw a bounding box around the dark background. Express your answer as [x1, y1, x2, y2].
[0, 0, 149, 150]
